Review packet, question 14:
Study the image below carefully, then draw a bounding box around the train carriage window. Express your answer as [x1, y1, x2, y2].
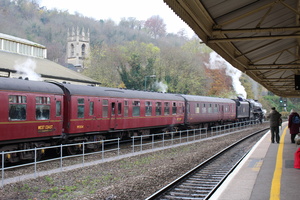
[156, 102, 162, 116]
[214, 104, 218, 113]
[102, 99, 108, 117]
[77, 98, 84, 118]
[56, 101, 61, 116]
[118, 103, 122, 115]
[89, 101, 94, 116]
[179, 103, 184, 114]
[145, 101, 152, 116]
[8, 95, 27, 120]
[202, 104, 206, 113]
[36, 97, 50, 120]
[172, 102, 177, 115]
[225, 105, 229, 113]
[195, 103, 200, 114]
[111, 102, 116, 115]
[164, 102, 170, 115]
[124, 101, 128, 117]
[133, 101, 140, 117]
[208, 104, 212, 113]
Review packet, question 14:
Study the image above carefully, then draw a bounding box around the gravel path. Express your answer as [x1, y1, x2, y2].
[0, 124, 269, 200]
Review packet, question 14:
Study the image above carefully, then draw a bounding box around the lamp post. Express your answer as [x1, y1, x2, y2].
[144, 75, 156, 91]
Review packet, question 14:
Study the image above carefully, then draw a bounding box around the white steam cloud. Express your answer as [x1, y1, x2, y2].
[155, 81, 168, 93]
[208, 52, 247, 98]
[250, 79, 259, 99]
[14, 59, 41, 81]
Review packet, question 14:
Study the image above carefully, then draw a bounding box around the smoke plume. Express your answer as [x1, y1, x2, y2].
[14, 58, 41, 81]
[208, 52, 247, 98]
[155, 81, 168, 93]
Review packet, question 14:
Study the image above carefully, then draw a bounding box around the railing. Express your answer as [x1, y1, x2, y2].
[1, 119, 261, 187]
[131, 120, 260, 153]
[211, 120, 258, 136]
[132, 128, 208, 153]
[1, 138, 120, 187]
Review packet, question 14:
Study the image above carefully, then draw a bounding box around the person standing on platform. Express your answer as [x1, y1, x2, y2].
[288, 109, 300, 143]
[267, 107, 282, 143]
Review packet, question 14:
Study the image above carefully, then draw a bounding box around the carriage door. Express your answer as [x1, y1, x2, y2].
[221, 105, 224, 120]
[54, 95, 63, 134]
[109, 99, 118, 129]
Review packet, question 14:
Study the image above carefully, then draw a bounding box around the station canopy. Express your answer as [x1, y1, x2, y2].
[164, 0, 300, 97]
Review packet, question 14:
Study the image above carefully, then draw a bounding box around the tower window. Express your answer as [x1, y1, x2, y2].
[81, 44, 86, 57]
[71, 44, 74, 57]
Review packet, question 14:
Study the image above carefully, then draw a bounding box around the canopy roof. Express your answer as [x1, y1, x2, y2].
[164, 0, 300, 97]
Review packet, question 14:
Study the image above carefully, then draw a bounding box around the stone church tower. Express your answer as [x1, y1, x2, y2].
[67, 27, 90, 72]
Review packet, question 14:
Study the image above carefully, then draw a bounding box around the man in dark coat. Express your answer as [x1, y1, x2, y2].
[288, 109, 300, 143]
[267, 107, 282, 143]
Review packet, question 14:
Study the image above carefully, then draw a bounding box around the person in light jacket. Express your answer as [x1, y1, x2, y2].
[267, 107, 282, 143]
[288, 109, 300, 143]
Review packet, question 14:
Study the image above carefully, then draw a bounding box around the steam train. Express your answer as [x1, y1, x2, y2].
[0, 77, 264, 163]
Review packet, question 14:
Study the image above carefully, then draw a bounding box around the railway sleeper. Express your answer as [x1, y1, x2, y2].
[174, 187, 213, 193]
[185, 179, 218, 184]
[168, 191, 207, 197]
[180, 185, 214, 190]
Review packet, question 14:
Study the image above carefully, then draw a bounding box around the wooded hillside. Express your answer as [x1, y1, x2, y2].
[1, 0, 264, 100]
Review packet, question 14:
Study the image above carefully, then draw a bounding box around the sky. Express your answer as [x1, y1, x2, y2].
[39, 0, 195, 37]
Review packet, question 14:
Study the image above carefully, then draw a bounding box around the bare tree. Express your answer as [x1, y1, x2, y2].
[144, 15, 166, 39]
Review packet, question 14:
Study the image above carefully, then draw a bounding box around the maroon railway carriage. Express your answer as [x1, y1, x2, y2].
[0, 77, 64, 162]
[58, 83, 186, 141]
[181, 95, 236, 128]
[0, 77, 264, 163]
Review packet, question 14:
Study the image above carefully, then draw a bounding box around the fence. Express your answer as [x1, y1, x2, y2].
[131, 120, 259, 153]
[1, 119, 260, 187]
[1, 138, 120, 187]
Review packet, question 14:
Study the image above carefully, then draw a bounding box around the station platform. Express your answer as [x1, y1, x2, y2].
[210, 122, 300, 200]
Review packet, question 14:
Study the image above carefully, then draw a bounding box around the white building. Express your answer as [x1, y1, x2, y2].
[0, 32, 98, 85]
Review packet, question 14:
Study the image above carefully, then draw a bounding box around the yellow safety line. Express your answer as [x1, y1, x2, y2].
[270, 126, 288, 200]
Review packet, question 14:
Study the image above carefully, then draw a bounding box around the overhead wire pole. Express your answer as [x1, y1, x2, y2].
[144, 75, 156, 91]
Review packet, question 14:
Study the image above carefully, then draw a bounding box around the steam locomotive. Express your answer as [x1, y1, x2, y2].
[0, 77, 264, 163]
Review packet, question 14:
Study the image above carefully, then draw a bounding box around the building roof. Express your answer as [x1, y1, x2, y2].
[0, 33, 46, 48]
[0, 50, 99, 85]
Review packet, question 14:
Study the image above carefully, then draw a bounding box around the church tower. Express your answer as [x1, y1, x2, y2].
[67, 27, 90, 72]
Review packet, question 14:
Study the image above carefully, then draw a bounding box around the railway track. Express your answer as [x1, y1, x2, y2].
[146, 128, 269, 200]
[1, 124, 266, 186]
